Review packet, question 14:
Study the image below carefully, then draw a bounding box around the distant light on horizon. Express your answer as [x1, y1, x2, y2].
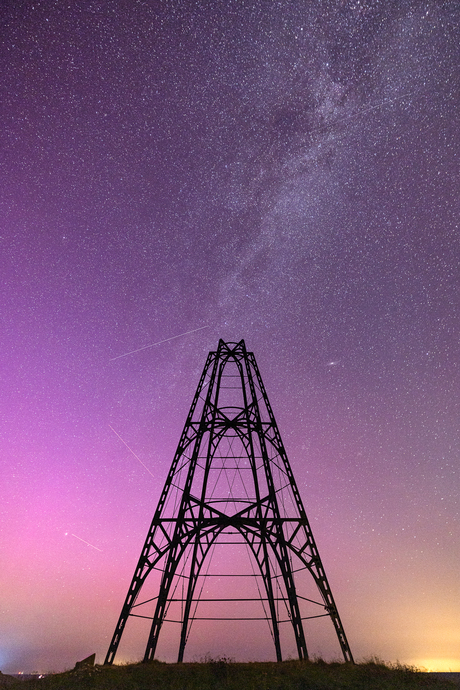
[410, 659, 460, 673]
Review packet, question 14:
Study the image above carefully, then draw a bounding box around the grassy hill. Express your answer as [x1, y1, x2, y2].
[19, 658, 458, 690]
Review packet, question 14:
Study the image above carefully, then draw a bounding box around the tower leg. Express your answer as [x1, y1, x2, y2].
[144, 542, 184, 662]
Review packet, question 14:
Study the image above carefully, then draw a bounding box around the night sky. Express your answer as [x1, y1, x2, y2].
[1, 0, 459, 675]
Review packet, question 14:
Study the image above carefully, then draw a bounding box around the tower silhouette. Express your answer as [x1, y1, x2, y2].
[105, 340, 353, 664]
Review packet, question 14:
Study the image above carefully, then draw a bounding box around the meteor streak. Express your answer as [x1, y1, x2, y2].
[109, 424, 156, 479]
[67, 533, 102, 551]
[335, 90, 419, 125]
[109, 325, 210, 361]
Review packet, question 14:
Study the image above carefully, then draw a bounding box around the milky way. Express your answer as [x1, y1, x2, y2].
[1, 0, 459, 674]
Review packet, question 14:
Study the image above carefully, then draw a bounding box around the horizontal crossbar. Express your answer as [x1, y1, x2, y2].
[168, 597, 290, 602]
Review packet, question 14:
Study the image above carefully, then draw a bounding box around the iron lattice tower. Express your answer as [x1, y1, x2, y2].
[105, 340, 353, 664]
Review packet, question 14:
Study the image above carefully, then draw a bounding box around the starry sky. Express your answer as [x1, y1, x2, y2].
[1, 0, 459, 675]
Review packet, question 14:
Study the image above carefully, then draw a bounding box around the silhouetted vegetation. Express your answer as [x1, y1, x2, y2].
[19, 658, 458, 690]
